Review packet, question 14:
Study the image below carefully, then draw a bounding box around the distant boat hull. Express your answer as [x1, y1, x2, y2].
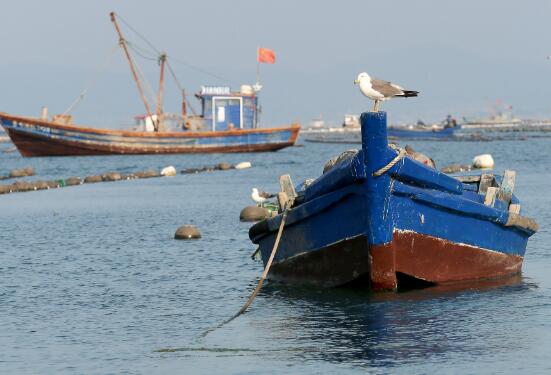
[0, 113, 300, 156]
[387, 126, 457, 139]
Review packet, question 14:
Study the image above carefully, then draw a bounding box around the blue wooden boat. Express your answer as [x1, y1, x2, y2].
[387, 124, 457, 139]
[249, 111, 538, 291]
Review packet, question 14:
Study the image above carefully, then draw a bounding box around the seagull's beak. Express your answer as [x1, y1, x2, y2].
[353, 79, 359, 84]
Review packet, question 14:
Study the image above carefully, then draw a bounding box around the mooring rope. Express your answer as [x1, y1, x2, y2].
[373, 148, 407, 177]
[199, 208, 289, 338]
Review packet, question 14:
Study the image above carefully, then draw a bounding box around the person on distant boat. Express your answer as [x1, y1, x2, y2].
[444, 114, 457, 128]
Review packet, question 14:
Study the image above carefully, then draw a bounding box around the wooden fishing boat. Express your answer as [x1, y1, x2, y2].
[249, 111, 538, 291]
[0, 110, 300, 156]
[0, 12, 300, 157]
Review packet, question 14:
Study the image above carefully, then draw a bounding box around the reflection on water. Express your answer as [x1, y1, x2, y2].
[252, 275, 536, 368]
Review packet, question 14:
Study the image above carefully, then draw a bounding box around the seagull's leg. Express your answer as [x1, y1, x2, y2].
[374, 100, 380, 112]
[372, 100, 378, 112]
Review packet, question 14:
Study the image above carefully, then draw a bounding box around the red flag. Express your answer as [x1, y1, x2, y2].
[257, 47, 276, 64]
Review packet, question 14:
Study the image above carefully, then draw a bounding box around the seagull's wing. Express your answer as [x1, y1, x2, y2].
[259, 191, 275, 199]
[371, 78, 405, 97]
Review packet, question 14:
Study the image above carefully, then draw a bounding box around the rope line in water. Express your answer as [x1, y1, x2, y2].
[199, 208, 289, 338]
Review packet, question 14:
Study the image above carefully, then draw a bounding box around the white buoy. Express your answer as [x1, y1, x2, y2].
[161, 166, 177, 176]
[235, 161, 252, 170]
[472, 154, 494, 169]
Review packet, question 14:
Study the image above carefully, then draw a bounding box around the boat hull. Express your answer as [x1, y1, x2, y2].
[0, 113, 300, 156]
[260, 231, 523, 290]
[251, 186, 529, 290]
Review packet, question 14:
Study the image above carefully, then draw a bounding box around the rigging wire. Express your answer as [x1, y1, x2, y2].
[126, 40, 158, 61]
[166, 59, 197, 115]
[117, 14, 161, 55]
[116, 12, 236, 84]
[132, 53, 158, 112]
[167, 55, 236, 85]
[63, 44, 120, 115]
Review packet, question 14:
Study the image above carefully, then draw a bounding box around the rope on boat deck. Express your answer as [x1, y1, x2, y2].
[373, 148, 407, 177]
[199, 208, 289, 338]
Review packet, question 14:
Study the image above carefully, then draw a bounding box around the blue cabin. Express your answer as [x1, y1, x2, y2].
[198, 85, 259, 131]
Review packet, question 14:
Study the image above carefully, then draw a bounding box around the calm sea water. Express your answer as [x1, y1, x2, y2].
[1, 134, 550, 374]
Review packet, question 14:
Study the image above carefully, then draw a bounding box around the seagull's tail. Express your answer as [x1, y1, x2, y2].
[401, 90, 419, 98]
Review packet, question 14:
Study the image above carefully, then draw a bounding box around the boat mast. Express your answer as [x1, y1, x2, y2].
[110, 12, 157, 131]
[156, 52, 167, 129]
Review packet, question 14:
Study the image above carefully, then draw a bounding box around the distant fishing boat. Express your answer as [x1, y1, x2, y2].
[386, 123, 457, 139]
[462, 114, 522, 128]
[303, 115, 458, 143]
[462, 100, 521, 129]
[0, 12, 299, 157]
[386, 115, 460, 139]
[249, 111, 537, 290]
[0, 86, 300, 156]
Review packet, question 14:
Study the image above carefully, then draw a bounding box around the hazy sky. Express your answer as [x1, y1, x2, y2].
[1, 1, 551, 127]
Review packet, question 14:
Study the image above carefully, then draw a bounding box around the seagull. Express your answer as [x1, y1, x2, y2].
[251, 188, 268, 204]
[354, 72, 419, 112]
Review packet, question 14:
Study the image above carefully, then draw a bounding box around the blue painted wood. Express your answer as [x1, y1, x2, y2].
[303, 151, 365, 202]
[250, 110, 537, 274]
[388, 153, 463, 194]
[361, 111, 393, 246]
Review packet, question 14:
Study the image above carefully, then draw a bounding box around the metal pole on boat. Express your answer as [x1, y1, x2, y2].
[181, 89, 187, 115]
[110, 12, 156, 131]
[156, 52, 167, 130]
[256, 47, 260, 88]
